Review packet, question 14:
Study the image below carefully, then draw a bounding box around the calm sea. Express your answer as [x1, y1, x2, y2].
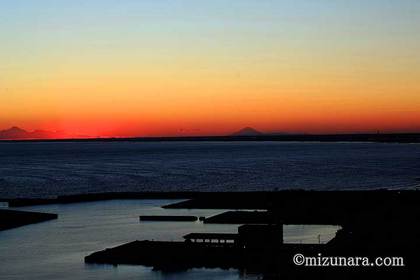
[1, 141, 416, 279]
[0, 141, 419, 198]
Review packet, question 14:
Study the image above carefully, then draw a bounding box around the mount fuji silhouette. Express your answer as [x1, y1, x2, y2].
[0, 126, 88, 140]
[231, 127, 263, 136]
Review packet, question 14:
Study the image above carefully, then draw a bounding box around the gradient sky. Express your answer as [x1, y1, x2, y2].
[1, 0, 420, 137]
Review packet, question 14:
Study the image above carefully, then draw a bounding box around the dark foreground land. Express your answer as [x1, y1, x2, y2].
[78, 190, 419, 279]
[0, 209, 57, 231]
[1, 190, 418, 278]
[85, 240, 413, 279]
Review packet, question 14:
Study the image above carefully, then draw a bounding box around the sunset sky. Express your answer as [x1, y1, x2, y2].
[1, 0, 420, 137]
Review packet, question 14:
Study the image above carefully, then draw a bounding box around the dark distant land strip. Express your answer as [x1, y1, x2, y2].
[1, 133, 420, 143]
[0, 209, 57, 231]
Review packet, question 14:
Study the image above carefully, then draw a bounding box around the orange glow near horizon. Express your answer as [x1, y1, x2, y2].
[2, 66, 420, 137]
[2, 63, 419, 137]
[1, 1, 420, 138]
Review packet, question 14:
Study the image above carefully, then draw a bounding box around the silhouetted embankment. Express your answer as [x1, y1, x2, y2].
[2, 192, 196, 207]
[0, 209, 57, 231]
[140, 215, 198, 222]
[204, 211, 273, 224]
[165, 190, 420, 226]
[4, 189, 418, 208]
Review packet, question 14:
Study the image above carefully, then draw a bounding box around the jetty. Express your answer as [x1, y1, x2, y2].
[140, 215, 198, 222]
[0, 209, 57, 231]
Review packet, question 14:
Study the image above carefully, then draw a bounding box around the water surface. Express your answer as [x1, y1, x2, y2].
[0, 200, 339, 279]
[1, 141, 419, 198]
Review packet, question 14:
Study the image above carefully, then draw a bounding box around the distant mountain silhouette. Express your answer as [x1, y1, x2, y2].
[0, 126, 89, 140]
[231, 127, 263, 136]
[0, 126, 29, 139]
